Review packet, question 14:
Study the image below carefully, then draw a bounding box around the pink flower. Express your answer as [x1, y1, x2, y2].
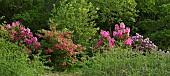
[15, 21, 20, 26]
[73, 52, 78, 55]
[96, 38, 103, 46]
[108, 38, 115, 49]
[124, 37, 132, 45]
[27, 28, 31, 33]
[35, 42, 41, 47]
[107, 36, 111, 41]
[12, 22, 16, 26]
[62, 62, 67, 65]
[37, 34, 42, 38]
[49, 32, 53, 36]
[125, 27, 130, 33]
[109, 41, 115, 49]
[20, 26, 26, 31]
[28, 32, 33, 37]
[100, 30, 110, 37]
[113, 31, 118, 36]
[20, 31, 26, 35]
[24, 38, 32, 44]
[6, 24, 11, 29]
[120, 22, 125, 28]
[45, 48, 53, 53]
[118, 30, 123, 36]
[31, 37, 38, 42]
[115, 24, 119, 30]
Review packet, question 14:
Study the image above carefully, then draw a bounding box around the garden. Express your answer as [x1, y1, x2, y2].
[0, 0, 170, 76]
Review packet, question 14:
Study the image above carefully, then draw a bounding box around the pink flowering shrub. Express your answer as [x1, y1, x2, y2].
[0, 21, 41, 55]
[38, 25, 86, 71]
[97, 22, 132, 50]
[96, 22, 157, 53]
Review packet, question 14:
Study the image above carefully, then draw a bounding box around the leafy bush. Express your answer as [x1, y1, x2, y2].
[50, 0, 99, 46]
[136, 15, 170, 50]
[76, 47, 170, 76]
[149, 29, 170, 50]
[135, 0, 170, 50]
[37, 25, 86, 71]
[90, 0, 137, 31]
[0, 38, 45, 76]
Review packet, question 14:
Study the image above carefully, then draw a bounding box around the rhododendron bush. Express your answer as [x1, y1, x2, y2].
[96, 22, 157, 53]
[37, 25, 86, 71]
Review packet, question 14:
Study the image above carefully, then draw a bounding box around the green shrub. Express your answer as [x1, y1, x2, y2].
[75, 47, 170, 76]
[149, 29, 170, 50]
[0, 0, 57, 33]
[136, 15, 170, 50]
[50, 0, 99, 46]
[90, 0, 137, 31]
[0, 38, 45, 76]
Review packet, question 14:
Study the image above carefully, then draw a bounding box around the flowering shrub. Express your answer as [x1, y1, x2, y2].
[0, 21, 41, 55]
[96, 22, 132, 50]
[38, 25, 86, 71]
[131, 33, 157, 52]
[96, 22, 157, 53]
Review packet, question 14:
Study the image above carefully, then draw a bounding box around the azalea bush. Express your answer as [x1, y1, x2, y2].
[37, 24, 86, 71]
[0, 21, 41, 59]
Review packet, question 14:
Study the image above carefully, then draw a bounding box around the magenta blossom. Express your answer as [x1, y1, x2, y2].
[113, 31, 118, 36]
[6, 24, 11, 29]
[24, 38, 33, 44]
[15, 21, 20, 26]
[115, 24, 119, 30]
[118, 30, 123, 36]
[120, 22, 125, 28]
[125, 27, 130, 33]
[31, 37, 38, 42]
[100, 30, 110, 37]
[28, 32, 33, 37]
[107, 36, 112, 41]
[96, 38, 103, 46]
[12, 22, 16, 26]
[20, 26, 26, 31]
[108, 38, 115, 49]
[124, 37, 132, 45]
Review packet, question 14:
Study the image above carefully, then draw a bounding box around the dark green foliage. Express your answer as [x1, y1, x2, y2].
[50, 0, 99, 46]
[0, 0, 58, 33]
[90, 0, 137, 31]
[135, 0, 170, 50]
[0, 38, 45, 76]
[149, 29, 170, 50]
